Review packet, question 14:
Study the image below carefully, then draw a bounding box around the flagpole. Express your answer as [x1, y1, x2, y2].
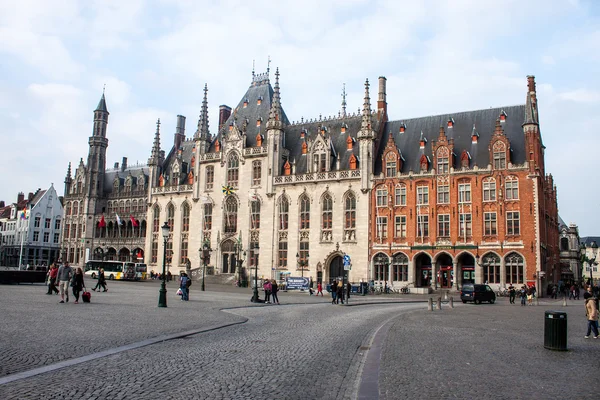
[18, 223, 24, 269]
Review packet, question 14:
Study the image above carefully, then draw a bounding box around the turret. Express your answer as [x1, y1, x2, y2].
[266, 68, 284, 195]
[87, 92, 109, 197]
[64, 162, 72, 196]
[358, 79, 374, 192]
[174, 115, 186, 151]
[522, 75, 544, 175]
[195, 84, 211, 154]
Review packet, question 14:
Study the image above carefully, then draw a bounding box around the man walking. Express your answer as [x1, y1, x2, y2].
[46, 264, 59, 295]
[508, 285, 516, 304]
[56, 261, 73, 303]
[584, 292, 599, 339]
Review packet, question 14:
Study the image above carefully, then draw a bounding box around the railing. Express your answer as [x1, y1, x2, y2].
[198, 153, 222, 162]
[243, 146, 268, 156]
[274, 170, 360, 185]
[152, 184, 193, 194]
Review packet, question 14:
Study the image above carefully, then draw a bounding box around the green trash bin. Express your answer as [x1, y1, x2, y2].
[544, 310, 567, 351]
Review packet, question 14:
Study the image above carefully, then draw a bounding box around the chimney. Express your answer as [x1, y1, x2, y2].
[0, 201, 5, 207]
[527, 75, 536, 93]
[377, 76, 387, 117]
[219, 105, 232, 130]
[28, 192, 34, 201]
[114, 162, 119, 169]
[17, 192, 24, 203]
[121, 157, 127, 172]
[174, 115, 186, 150]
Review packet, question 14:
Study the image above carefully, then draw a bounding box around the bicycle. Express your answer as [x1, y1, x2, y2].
[400, 286, 410, 294]
[496, 288, 509, 297]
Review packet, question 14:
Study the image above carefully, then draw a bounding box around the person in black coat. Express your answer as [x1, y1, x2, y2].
[71, 268, 85, 304]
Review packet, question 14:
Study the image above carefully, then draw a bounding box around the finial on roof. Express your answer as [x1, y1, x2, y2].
[267, 56, 271, 76]
[66, 162, 72, 180]
[149, 118, 162, 165]
[267, 67, 283, 130]
[195, 83, 210, 139]
[252, 59, 255, 79]
[360, 78, 372, 131]
[341, 83, 347, 118]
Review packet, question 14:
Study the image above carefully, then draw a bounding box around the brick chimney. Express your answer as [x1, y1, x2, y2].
[174, 115, 186, 150]
[17, 192, 24, 203]
[28, 192, 34, 201]
[219, 105, 232, 130]
[377, 76, 387, 118]
[0, 201, 5, 207]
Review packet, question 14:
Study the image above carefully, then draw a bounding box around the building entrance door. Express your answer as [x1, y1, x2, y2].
[329, 256, 345, 283]
[439, 266, 453, 288]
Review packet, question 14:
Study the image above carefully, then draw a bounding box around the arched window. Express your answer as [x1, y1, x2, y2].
[560, 237, 569, 252]
[505, 252, 524, 284]
[278, 196, 289, 230]
[321, 193, 333, 241]
[392, 253, 409, 281]
[481, 253, 500, 284]
[493, 141, 506, 169]
[436, 147, 449, 174]
[65, 202, 72, 216]
[344, 192, 356, 241]
[227, 153, 239, 188]
[152, 205, 160, 233]
[167, 204, 175, 231]
[205, 166, 214, 190]
[374, 253, 390, 281]
[203, 203, 213, 231]
[125, 200, 130, 214]
[224, 196, 237, 233]
[73, 202, 78, 216]
[252, 161, 262, 186]
[107, 202, 112, 215]
[250, 200, 261, 230]
[132, 200, 138, 213]
[181, 202, 190, 232]
[300, 195, 310, 230]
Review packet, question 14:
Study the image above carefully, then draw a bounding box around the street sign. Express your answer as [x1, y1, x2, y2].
[344, 263, 351, 271]
[343, 254, 351, 265]
[286, 276, 309, 290]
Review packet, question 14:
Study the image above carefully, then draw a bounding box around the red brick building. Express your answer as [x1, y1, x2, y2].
[369, 76, 558, 293]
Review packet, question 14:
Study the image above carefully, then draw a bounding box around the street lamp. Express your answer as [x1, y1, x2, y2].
[200, 240, 212, 292]
[251, 243, 260, 302]
[296, 252, 308, 291]
[158, 222, 170, 308]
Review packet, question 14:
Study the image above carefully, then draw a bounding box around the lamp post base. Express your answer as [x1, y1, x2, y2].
[158, 281, 167, 308]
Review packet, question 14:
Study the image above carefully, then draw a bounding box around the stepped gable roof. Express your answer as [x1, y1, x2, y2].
[103, 165, 149, 194]
[208, 77, 289, 152]
[376, 104, 526, 175]
[284, 115, 365, 174]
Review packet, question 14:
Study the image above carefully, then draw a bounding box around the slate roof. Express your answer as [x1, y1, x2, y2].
[375, 105, 526, 174]
[103, 166, 149, 194]
[580, 237, 600, 247]
[161, 138, 195, 184]
[30, 190, 47, 208]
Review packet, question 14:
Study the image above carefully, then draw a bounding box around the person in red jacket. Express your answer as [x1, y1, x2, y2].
[46, 264, 59, 295]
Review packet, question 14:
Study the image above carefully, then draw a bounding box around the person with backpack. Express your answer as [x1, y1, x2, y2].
[180, 272, 190, 301]
[263, 280, 272, 304]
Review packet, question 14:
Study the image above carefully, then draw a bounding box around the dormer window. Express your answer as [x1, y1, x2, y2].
[215, 139, 221, 152]
[436, 147, 449, 174]
[229, 123, 233, 131]
[447, 118, 454, 128]
[187, 171, 194, 185]
[349, 154, 357, 170]
[256, 117, 262, 127]
[500, 110, 507, 122]
[257, 96, 262, 105]
[492, 141, 507, 169]
[420, 154, 429, 172]
[419, 133, 427, 149]
[256, 133, 263, 147]
[346, 135, 353, 150]
[460, 150, 470, 168]
[283, 160, 291, 176]
[190, 155, 195, 166]
[313, 153, 327, 172]
[243, 99, 248, 108]
[385, 152, 397, 177]
[321, 126, 327, 135]
[302, 141, 308, 154]
[159, 174, 165, 187]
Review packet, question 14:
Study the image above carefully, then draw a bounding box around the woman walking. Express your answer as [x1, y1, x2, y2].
[316, 281, 323, 297]
[584, 292, 599, 339]
[93, 268, 107, 292]
[46, 264, 59, 295]
[271, 279, 280, 305]
[71, 268, 85, 304]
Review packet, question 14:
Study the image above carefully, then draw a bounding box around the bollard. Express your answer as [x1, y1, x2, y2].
[428, 297, 433, 311]
[436, 296, 442, 310]
[449, 296, 454, 308]
[562, 296, 567, 307]
[444, 290, 448, 300]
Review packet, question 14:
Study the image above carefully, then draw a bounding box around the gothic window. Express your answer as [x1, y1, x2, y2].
[313, 153, 327, 172]
[392, 253, 409, 281]
[374, 253, 390, 281]
[505, 177, 519, 200]
[152, 206, 159, 233]
[483, 178, 496, 201]
[299, 241, 309, 270]
[505, 252, 524, 284]
[107, 202, 112, 215]
[78, 179, 84, 194]
[300, 195, 310, 230]
[484, 212, 497, 236]
[561, 237, 569, 251]
[66, 202, 72, 216]
[278, 241, 288, 268]
[458, 182, 471, 203]
[278, 196, 289, 230]
[506, 211, 520, 235]
[166, 241, 173, 266]
[385, 153, 397, 177]
[436, 147, 449, 174]
[125, 200, 130, 214]
[120, 201, 125, 214]
[224, 196, 238, 234]
[167, 204, 175, 232]
[126, 178, 132, 192]
[437, 185, 450, 204]
[459, 213, 472, 238]
[205, 166, 214, 190]
[394, 215, 407, 238]
[73, 202, 78, 216]
[376, 187, 388, 207]
[321, 193, 332, 240]
[493, 141, 506, 169]
[203, 203, 213, 231]
[180, 239, 188, 265]
[250, 200, 261, 230]
[252, 161, 262, 186]
[113, 179, 120, 193]
[181, 202, 190, 232]
[227, 153, 239, 188]
[395, 185, 406, 206]
[344, 192, 356, 240]
[482, 253, 500, 284]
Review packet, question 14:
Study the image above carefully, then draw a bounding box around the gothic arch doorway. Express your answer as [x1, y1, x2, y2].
[328, 255, 345, 284]
[221, 240, 237, 274]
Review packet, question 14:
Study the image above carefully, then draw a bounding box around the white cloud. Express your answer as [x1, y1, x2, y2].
[558, 88, 600, 103]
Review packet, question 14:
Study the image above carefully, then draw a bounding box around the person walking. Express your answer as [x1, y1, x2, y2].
[330, 280, 337, 304]
[263, 280, 272, 304]
[520, 286, 527, 306]
[508, 285, 516, 304]
[584, 292, 599, 339]
[93, 268, 107, 292]
[316, 281, 323, 296]
[179, 272, 190, 301]
[56, 262, 73, 303]
[346, 281, 352, 301]
[271, 279, 280, 305]
[336, 280, 345, 305]
[71, 267, 85, 304]
[46, 264, 59, 295]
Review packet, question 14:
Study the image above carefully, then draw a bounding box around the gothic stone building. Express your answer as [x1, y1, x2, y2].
[62, 95, 148, 266]
[369, 76, 559, 293]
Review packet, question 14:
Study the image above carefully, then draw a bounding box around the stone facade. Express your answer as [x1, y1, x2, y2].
[558, 217, 580, 283]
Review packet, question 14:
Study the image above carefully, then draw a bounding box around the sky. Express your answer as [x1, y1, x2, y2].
[0, 0, 598, 235]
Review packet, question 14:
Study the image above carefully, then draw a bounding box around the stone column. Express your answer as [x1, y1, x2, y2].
[432, 261, 437, 290]
[408, 260, 415, 287]
[453, 261, 459, 290]
[474, 257, 482, 284]
[500, 256, 506, 288]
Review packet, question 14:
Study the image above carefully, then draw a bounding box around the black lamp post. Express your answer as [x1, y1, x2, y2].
[252, 243, 260, 302]
[158, 222, 170, 308]
[296, 252, 308, 291]
[200, 240, 212, 292]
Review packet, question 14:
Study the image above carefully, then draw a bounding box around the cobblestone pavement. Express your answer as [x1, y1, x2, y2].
[379, 299, 600, 400]
[0, 291, 423, 400]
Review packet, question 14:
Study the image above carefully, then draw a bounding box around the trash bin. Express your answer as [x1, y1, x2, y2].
[544, 310, 567, 351]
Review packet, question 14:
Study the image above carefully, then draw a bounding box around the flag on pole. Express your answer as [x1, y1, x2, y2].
[20, 207, 28, 220]
[116, 214, 123, 225]
[98, 215, 106, 228]
[222, 185, 234, 195]
[130, 215, 139, 227]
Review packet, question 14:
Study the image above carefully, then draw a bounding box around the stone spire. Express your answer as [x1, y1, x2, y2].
[95, 92, 108, 113]
[66, 162, 72, 180]
[341, 83, 347, 118]
[267, 67, 283, 130]
[148, 119, 161, 166]
[524, 75, 539, 125]
[360, 79, 372, 131]
[195, 84, 210, 139]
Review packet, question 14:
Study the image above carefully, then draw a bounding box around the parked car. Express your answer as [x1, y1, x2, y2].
[460, 283, 496, 304]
